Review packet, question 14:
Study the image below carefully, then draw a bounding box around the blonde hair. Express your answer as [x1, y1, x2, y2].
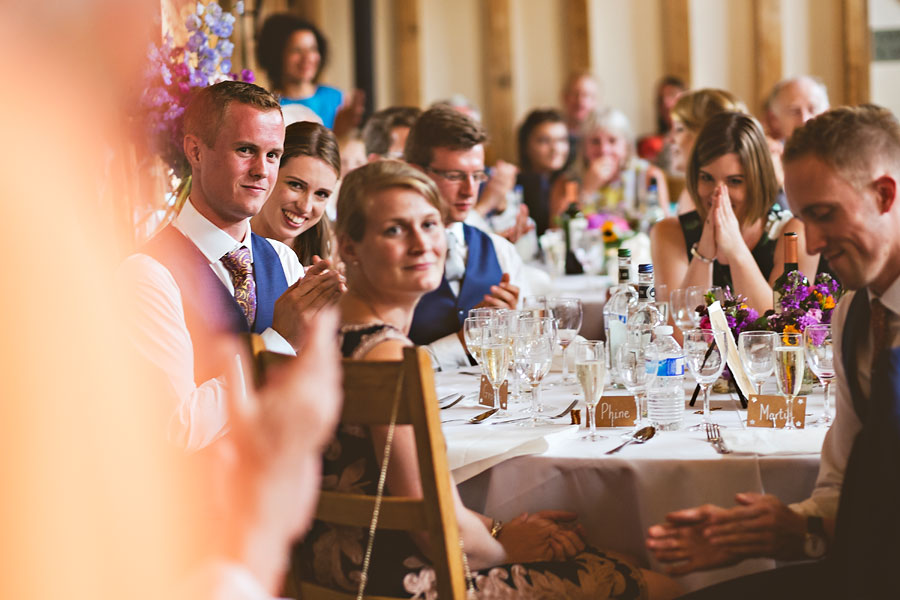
[671, 88, 747, 133]
[336, 160, 446, 242]
[686, 112, 778, 226]
[784, 104, 900, 190]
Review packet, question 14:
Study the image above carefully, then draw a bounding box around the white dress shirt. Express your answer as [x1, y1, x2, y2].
[426, 221, 532, 370]
[118, 200, 302, 451]
[790, 275, 900, 518]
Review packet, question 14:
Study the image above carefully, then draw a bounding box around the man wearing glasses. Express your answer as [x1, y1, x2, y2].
[405, 106, 530, 369]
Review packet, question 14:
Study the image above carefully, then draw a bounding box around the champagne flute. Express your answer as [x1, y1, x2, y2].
[575, 340, 607, 441]
[616, 342, 656, 426]
[481, 326, 510, 413]
[684, 329, 727, 430]
[803, 324, 835, 425]
[738, 331, 777, 394]
[775, 332, 804, 430]
[654, 283, 670, 325]
[549, 297, 583, 384]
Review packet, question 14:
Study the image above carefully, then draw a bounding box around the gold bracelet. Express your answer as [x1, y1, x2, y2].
[490, 519, 504, 539]
[691, 243, 715, 264]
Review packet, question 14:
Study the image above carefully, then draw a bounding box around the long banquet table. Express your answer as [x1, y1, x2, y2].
[435, 367, 828, 593]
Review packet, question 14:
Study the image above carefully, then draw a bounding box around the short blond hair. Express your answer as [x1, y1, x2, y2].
[686, 112, 778, 226]
[783, 105, 900, 189]
[336, 160, 446, 242]
[671, 88, 747, 133]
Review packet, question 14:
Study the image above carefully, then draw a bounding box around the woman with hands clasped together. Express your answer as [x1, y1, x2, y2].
[293, 160, 679, 599]
[651, 112, 818, 314]
[252, 121, 346, 329]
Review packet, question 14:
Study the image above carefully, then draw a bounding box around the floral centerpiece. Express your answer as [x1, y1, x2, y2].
[586, 212, 634, 248]
[754, 272, 842, 337]
[137, 0, 253, 236]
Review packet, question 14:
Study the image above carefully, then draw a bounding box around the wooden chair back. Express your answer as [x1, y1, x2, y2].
[242, 335, 468, 600]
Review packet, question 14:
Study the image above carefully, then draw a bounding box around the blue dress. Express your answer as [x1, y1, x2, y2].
[280, 85, 343, 129]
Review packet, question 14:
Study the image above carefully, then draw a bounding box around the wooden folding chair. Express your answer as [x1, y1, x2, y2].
[242, 335, 469, 599]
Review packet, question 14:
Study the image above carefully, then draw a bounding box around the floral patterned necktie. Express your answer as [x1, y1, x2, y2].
[221, 246, 257, 328]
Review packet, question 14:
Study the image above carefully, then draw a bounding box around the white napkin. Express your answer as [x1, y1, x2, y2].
[720, 427, 827, 455]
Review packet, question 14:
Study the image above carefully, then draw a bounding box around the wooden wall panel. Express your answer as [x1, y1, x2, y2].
[563, 0, 591, 75]
[752, 0, 782, 113]
[287, 0, 323, 25]
[482, 0, 515, 162]
[660, 0, 691, 85]
[393, 0, 421, 107]
[841, 0, 870, 105]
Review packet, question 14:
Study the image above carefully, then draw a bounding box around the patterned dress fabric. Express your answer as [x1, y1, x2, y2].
[291, 323, 648, 599]
[220, 246, 257, 328]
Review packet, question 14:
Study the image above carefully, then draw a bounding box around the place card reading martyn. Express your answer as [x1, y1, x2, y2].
[479, 376, 508, 409]
[594, 395, 637, 428]
[747, 395, 806, 429]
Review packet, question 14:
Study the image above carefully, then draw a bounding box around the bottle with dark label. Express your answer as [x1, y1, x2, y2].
[773, 232, 808, 314]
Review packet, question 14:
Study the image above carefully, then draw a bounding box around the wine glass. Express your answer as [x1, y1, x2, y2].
[708, 286, 725, 304]
[463, 316, 489, 367]
[775, 332, 805, 430]
[549, 297, 583, 384]
[684, 329, 727, 430]
[738, 331, 777, 394]
[522, 295, 548, 318]
[686, 286, 707, 326]
[481, 325, 510, 413]
[670, 288, 694, 332]
[514, 321, 556, 425]
[574, 340, 607, 441]
[573, 229, 605, 279]
[616, 342, 656, 426]
[654, 283, 670, 324]
[803, 324, 835, 425]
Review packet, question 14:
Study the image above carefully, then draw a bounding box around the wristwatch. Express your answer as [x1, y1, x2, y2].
[803, 516, 827, 559]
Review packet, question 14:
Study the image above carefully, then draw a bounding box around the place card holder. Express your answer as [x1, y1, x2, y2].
[594, 395, 637, 428]
[478, 376, 508, 409]
[747, 395, 807, 429]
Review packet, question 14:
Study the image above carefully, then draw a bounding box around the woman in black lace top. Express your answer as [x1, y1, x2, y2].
[651, 112, 819, 313]
[291, 160, 680, 599]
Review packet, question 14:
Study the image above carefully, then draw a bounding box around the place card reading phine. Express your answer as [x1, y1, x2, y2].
[593, 396, 637, 428]
[747, 395, 806, 429]
[478, 376, 508, 409]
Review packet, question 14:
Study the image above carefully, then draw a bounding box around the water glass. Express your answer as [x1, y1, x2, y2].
[616, 342, 656, 425]
[775, 332, 804, 430]
[549, 297, 584, 384]
[654, 284, 670, 324]
[514, 324, 555, 425]
[522, 295, 548, 318]
[574, 340, 607, 441]
[686, 286, 707, 326]
[684, 329, 727, 429]
[738, 331, 777, 394]
[670, 288, 694, 332]
[803, 324, 835, 425]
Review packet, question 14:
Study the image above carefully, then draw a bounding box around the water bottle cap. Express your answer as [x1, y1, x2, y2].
[654, 325, 673, 335]
[638, 263, 653, 273]
[617, 248, 631, 258]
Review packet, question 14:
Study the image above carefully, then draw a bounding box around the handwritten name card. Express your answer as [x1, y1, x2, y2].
[479, 376, 508, 409]
[747, 395, 806, 429]
[594, 395, 637, 428]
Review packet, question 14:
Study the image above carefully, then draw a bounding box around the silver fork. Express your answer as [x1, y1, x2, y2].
[490, 400, 579, 425]
[704, 423, 730, 454]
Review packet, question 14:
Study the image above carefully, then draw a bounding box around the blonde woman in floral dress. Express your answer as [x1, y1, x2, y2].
[290, 160, 680, 600]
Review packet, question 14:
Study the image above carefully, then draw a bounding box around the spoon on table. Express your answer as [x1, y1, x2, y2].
[442, 407, 500, 425]
[490, 400, 579, 425]
[605, 426, 656, 455]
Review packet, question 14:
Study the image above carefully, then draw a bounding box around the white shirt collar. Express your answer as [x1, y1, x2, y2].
[174, 199, 253, 264]
[446, 221, 466, 245]
[868, 275, 900, 316]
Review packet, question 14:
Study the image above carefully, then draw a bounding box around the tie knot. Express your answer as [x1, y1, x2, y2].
[221, 246, 252, 276]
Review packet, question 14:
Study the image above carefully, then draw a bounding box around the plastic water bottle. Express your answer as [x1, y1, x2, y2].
[646, 325, 685, 431]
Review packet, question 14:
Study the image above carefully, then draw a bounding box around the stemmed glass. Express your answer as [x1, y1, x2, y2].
[463, 316, 489, 367]
[803, 324, 835, 425]
[514, 319, 556, 425]
[616, 342, 656, 426]
[575, 340, 607, 441]
[684, 329, 727, 430]
[686, 286, 707, 326]
[654, 284, 670, 324]
[670, 289, 694, 333]
[481, 325, 510, 413]
[573, 229, 605, 280]
[775, 332, 805, 430]
[738, 331, 777, 394]
[522, 295, 548, 318]
[549, 297, 583, 384]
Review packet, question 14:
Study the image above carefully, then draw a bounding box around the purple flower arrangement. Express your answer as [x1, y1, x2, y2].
[696, 288, 760, 339]
[139, 1, 252, 179]
[754, 272, 842, 338]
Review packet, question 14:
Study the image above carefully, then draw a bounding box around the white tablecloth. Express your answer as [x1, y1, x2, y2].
[436, 368, 828, 593]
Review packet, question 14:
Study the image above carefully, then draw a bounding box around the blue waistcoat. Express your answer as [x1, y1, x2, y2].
[409, 224, 504, 346]
[142, 226, 289, 384]
[830, 289, 900, 596]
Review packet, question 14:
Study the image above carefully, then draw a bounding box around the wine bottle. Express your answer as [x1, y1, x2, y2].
[560, 181, 586, 274]
[773, 232, 808, 314]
